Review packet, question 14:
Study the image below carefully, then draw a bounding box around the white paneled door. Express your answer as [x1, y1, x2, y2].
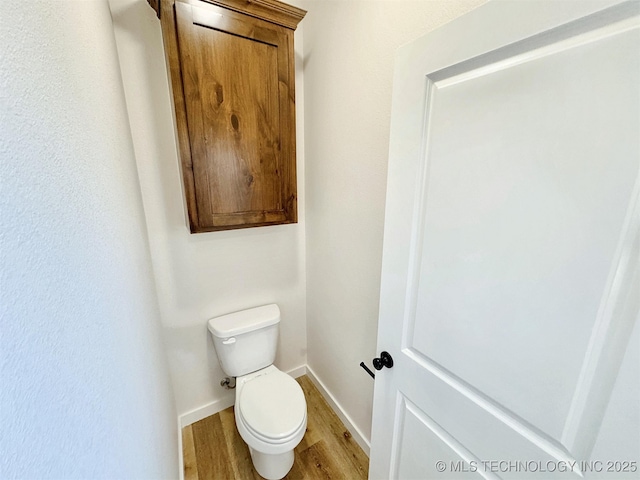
[370, 1, 639, 479]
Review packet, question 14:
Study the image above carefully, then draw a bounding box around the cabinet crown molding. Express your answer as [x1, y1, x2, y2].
[192, 0, 306, 29]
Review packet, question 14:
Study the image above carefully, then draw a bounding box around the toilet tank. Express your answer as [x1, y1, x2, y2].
[208, 304, 280, 377]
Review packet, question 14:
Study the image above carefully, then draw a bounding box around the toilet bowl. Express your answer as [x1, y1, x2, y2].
[234, 365, 307, 479]
[208, 304, 307, 480]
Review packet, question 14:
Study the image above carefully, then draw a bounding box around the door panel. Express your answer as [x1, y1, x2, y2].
[395, 354, 578, 479]
[176, 3, 284, 221]
[412, 14, 639, 440]
[370, 1, 640, 479]
[393, 396, 491, 480]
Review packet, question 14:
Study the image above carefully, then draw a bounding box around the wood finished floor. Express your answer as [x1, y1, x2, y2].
[182, 375, 369, 480]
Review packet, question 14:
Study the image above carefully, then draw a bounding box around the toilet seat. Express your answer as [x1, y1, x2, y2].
[238, 369, 306, 442]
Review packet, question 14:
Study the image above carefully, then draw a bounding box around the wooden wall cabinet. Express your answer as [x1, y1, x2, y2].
[158, 0, 305, 232]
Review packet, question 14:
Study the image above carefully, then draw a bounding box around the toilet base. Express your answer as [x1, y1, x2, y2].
[249, 446, 294, 480]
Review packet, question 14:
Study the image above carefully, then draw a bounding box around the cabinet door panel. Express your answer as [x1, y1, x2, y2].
[171, 0, 298, 231]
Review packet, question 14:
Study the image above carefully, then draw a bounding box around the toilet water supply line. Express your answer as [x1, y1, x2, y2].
[221, 377, 236, 389]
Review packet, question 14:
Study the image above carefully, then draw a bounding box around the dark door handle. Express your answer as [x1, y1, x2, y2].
[373, 351, 394, 370]
[360, 362, 375, 379]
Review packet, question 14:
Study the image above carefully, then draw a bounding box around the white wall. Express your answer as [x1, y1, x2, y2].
[109, 0, 307, 421]
[0, 1, 178, 478]
[301, 0, 486, 446]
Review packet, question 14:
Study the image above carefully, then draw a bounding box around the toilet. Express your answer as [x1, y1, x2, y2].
[208, 304, 307, 480]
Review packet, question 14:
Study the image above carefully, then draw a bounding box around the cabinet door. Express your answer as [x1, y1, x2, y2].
[173, 1, 297, 231]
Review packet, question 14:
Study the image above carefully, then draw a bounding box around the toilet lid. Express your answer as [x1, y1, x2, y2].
[239, 371, 306, 440]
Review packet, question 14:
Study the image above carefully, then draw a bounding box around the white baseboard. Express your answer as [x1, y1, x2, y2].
[179, 394, 235, 428]
[178, 364, 308, 428]
[305, 365, 371, 456]
[287, 364, 308, 379]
